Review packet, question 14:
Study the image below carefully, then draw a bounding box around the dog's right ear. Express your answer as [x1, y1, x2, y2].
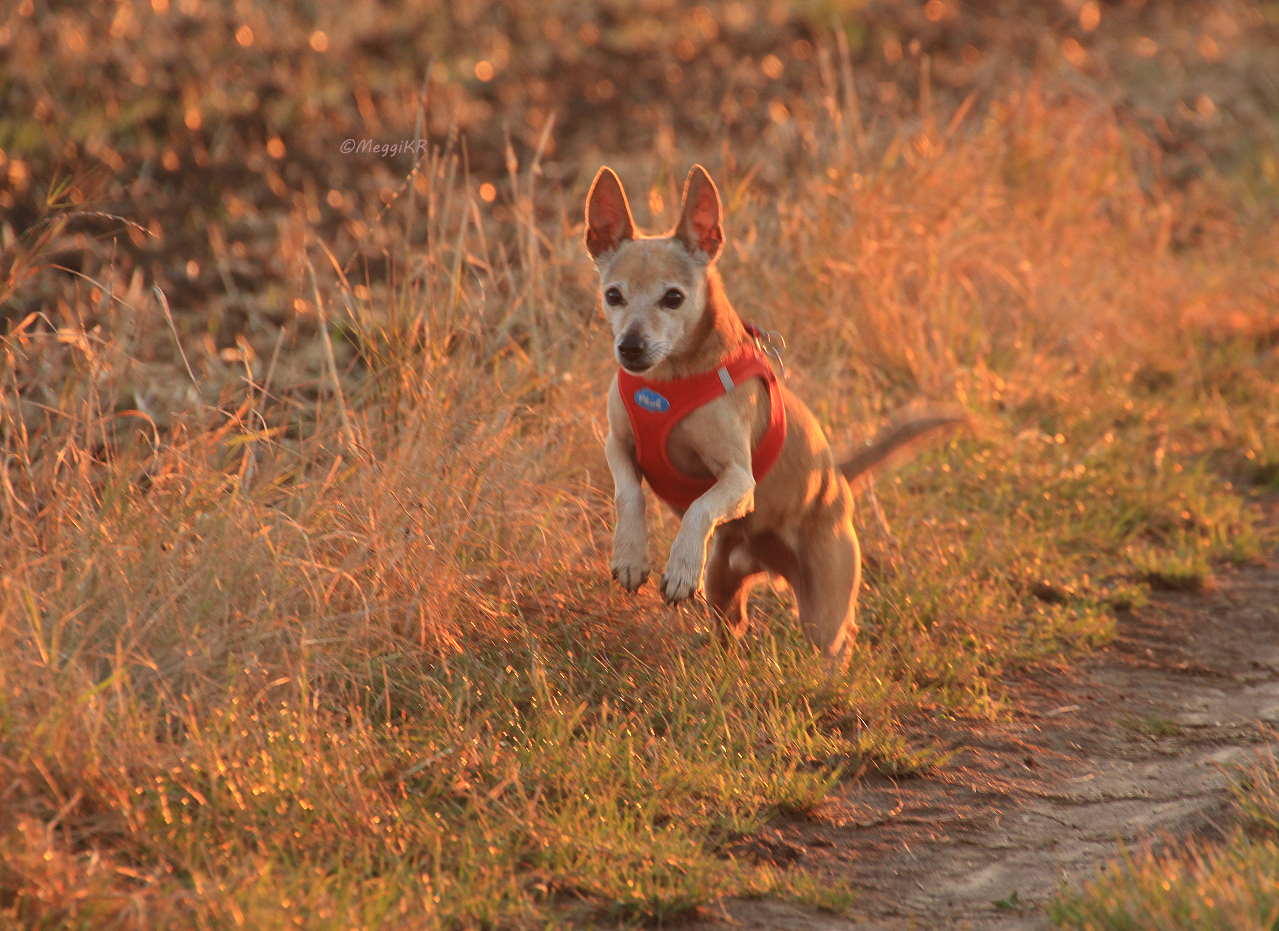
[674, 164, 723, 263]
[585, 166, 635, 261]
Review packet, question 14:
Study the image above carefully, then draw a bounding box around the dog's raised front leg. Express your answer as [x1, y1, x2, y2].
[661, 463, 755, 604]
[605, 430, 648, 591]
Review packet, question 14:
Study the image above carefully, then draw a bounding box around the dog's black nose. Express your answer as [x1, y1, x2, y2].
[616, 335, 647, 368]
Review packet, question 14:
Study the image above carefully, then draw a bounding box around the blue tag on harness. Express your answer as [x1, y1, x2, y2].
[633, 387, 670, 413]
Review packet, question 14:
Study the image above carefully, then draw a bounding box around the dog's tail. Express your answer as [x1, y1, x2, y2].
[838, 404, 970, 494]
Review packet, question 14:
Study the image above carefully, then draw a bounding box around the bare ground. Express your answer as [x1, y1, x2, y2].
[694, 511, 1279, 930]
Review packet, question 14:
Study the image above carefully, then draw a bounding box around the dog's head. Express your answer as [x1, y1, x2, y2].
[584, 164, 724, 374]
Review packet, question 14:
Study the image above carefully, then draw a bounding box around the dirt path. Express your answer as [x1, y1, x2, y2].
[697, 543, 1279, 929]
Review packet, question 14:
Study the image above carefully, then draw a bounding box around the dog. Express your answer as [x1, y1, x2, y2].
[585, 164, 964, 663]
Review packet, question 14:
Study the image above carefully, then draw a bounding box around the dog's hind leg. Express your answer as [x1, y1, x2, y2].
[705, 525, 761, 641]
[793, 504, 862, 665]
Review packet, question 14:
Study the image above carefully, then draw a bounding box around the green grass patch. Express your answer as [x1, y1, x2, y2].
[1122, 716, 1183, 739]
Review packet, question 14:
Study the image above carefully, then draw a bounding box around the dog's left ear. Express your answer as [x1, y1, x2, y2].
[675, 164, 723, 263]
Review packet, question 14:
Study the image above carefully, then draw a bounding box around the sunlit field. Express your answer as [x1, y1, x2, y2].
[2, 1, 1278, 926]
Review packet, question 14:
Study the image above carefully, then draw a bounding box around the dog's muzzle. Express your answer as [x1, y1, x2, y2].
[616, 333, 650, 372]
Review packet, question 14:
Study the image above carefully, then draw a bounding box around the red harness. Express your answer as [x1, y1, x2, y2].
[617, 327, 787, 512]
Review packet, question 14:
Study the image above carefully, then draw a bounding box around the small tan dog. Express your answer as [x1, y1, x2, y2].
[586, 164, 962, 662]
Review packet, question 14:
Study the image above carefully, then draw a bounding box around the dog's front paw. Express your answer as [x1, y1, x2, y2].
[611, 561, 648, 593]
[660, 548, 703, 605]
[659, 572, 698, 604]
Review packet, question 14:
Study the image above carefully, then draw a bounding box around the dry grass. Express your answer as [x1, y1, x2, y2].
[3, 2, 1279, 926]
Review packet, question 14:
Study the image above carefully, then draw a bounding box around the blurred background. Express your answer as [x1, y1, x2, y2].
[3, 1, 1277, 412]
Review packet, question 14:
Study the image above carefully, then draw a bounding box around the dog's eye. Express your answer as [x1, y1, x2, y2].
[660, 288, 684, 309]
[604, 287, 625, 306]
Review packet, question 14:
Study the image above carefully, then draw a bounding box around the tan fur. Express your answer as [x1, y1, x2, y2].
[586, 164, 965, 664]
